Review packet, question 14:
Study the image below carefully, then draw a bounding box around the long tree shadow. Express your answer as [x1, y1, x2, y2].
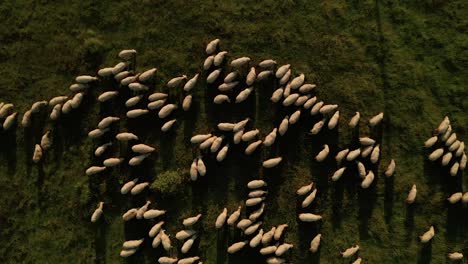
[0, 128, 17, 175]
[417, 242, 432, 264]
[384, 175, 394, 226]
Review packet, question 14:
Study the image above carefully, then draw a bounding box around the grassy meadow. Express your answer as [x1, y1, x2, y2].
[0, 0, 466, 263]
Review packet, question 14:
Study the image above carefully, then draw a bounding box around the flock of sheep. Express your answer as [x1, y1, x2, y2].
[0, 38, 466, 263]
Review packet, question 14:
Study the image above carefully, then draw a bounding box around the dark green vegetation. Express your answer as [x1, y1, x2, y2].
[0, 0, 467, 263]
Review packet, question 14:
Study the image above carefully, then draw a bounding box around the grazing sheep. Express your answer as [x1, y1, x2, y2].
[332, 167, 346, 182]
[183, 214, 202, 226]
[263, 157, 282, 168]
[274, 224, 288, 240]
[263, 128, 278, 147]
[218, 123, 235, 132]
[283, 93, 299, 106]
[227, 206, 242, 226]
[290, 74, 305, 89]
[275, 243, 293, 256]
[328, 111, 339, 129]
[0, 103, 13, 118]
[278, 117, 289, 136]
[349, 112, 360, 128]
[245, 140, 262, 155]
[22, 110, 32, 127]
[310, 119, 325, 135]
[128, 82, 149, 92]
[218, 81, 238, 92]
[216, 144, 229, 162]
[131, 182, 150, 195]
[214, 51, 228, 67]
[190, 159, 198, 181]
[200, 136, 216, 151]
[352, 258, 362, 264]
[176, 230, 197, 241]
[122, 239, 144, 249]
[61, 100, 72, 114]
[49, 96, 68, 106]
[369, 112, 384, 127]
[213, 94, 230, 104]
[181, 235, 197, 253]
[158, 104, 178, 118]
[227, 241, 248, 254]
[250, 229, 264, 248]
[447, 252, 463, 260]
[335, 149, 349, 165]
[114, 71, 131, 82]
[148, 100, 167, 111]
[129, 154, 150, 166]
[149, 221, 165, 237]
[460, 153, 467, 170]
[167, 75, 187, 88]
[445, 133, 457, 146]
[362, 145, 374, 157]
[298, 213, 322, 222]
[159, 257, 178, 264]
[191, 134, 212, 144]
[152, 232, 163, 248]
[125, 95, 143, 108]
[249, 190, 268, 198]
[289, 110, 301, 125]
[184, 74, 199, 92]
[160, 230, 172, 251]
[76, 75, 98, 83]
[121, 178, 139, 194]
[297, 182, 314, 196]
[127, 109, 149, 118]
[246, 67, 256, 85]
[97, 116, 120, 129]
[206, 39, 220, 55]
[120, 249, 137, 258]
[69, 83, 89, 92]
[309, 234, 321, 253]
[448, 140, 461, 152]
[262, 227, 277, 245]
[310, 101, 324, 115]
[91, 202, 104, 223]
[203, 55, 214, 70]
[266, 257, 285, 264]
[341, 245, 360, 258]
[424, 136, 438, 148]
[244, 221, 262, 235]
[450, 162, 459, 176]
[242, 129, 260, 141]
[122, 208, 138, 221]
[215, 208, 228, 229]
[85, 166, 106, 176]
[207, 69, 222, 84]
[361, 170, 375, 189]
[118, 49, 137, 60]
[182, 95, 193, 111]
[49, 105, 61, 121]
[249, 203, 265, 221]
[116, 132, 138, 141]
[260, 245, 277, 255]
[406, 184, 417, 204]
[237, 219, 253, 230]
[257, 70, 273, 81]
[284, 84, 292, 97]
[271, 88, 284, 103]
[347, 148, 361, 161]
[149, 92, 169, 101]
[31, 101, 48, 113]
[319, 104, 338, 115]
[357, 162, 366, 178]
[139, 68, 157, 82]
[70, 93, 84, 109]
[121, 75, 139, 86]
[177, 256, 200, 264]
[419, 226, 435, 243]
[259, 59, 277, 68]
[3, 112, 17, 130]
[103, 157, 123, 167]
[231, 57, 250, 68]
[246, 197, 265, 207]
[359, 137, 375, 146]
[248, 180, 267, 189]
[112, 62, 128, 75]
[441, 152, 452, 166]
[98, 67, 114, 77]
[370, 145, 380, 164]
[455, 142, 464, 157]
[98, 91, 118, 102]
[299, 83, 316, 93]
[428, 148, 444, 161]
[295, 94, 310, 106]
[447, 192, 463, 204]
[143, 209, 166, 219]
[235, 87, 253, 103]
[132, 144, 155, 154]
[197, 158, 206, 176]
[315, 145, 329, 162]
[385, 159, 396, 177]
[276, 64, 290, 79]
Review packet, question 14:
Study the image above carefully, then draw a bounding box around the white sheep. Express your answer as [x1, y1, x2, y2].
[294, 94, 310, 106]
[103, 157, 123, 167]
[455, 142, 464, 157]
[167, 75, 187, 88]
[182, 95, 193, 111]
[122, 238, 144, 249]
[406, 184, 417, 204]
[361, 146, 373, 158]
[319, 104, 338, 115]
[49, 96, 68, 106]
[370, 144, 380, 164]
[191, 134, 212, 144]
[288, 111, 301, 125]
[97, 116, 119, 129]
[278, 117, 289, 136]
[121, 75, 139, 86]
[275, 243, 293, 256]
[149, 221, 164, 237]
[114, 71, 131, 82]
[199, 136, 216, 150]
[359, 137, 375, 146]
[450, 162, 459, 176]
[441, 152, 452, 166]
[347, 148, 361, 161]
[132, 144, 155, 154]
[328, 111, 340, 130]
[112, 62, 128, 75]
[248, 180, 267, 189]
[361, 170, 375, 189]
[49, 105, 61, 121]
[61, 100, 72, 114]
[139, 68, 157, 82]
[249, 203, 265, 221]
[181, 235, 197, 254]
[85, 166, 106, 176]
[249, 190, 268, 198]
[120, 249, 137, 258]
[158, 104, 178, 119]
[121, 178, 139, 194]
[309, 234, 321, 253]
[262, 227, 277, 245]
[227, 241, 248, 254]
[335, 149, 349, 165]
[242, 129, 260, 141]
[237, 219, 253, 230]
[263, 157, 282, 168]
[225, 71, 238, 83]
[127, 109, 149, 118]
[91, 202, 104, 223]
[152, 231, 163, 248]
[131, 182, 150, 195]
[276, 64, 290, 79]
[357, 162, 366, 178]
[448, 140, 460, 152]
[263, 128, 278, 146]
[332, 167, 346, 182]
[245, 140, 262, 155]
[290, 74, 305, 89]
[149, 92, 169, 101]
[445, 133, 457, 146]
[341, 245, 360, 258]
[3, 112, 17, 130]
[419, 226, 435, 243]
[447, 192, 462, 204]
[190, 159, 198, 181]
[21, 110, 32, 127]
[315, 144, 329, 162]
[176, 230, 196, 241]
[257, 70, 273, 81]
[244, 221, 262, 236]
[207, 69, 222, 84]
[214, 51, 228, 66]
[428, 148, 444, 161]
[118, 49, 137, 60]
[148, 99, 167, 111]
[231, 57, 250, 68]
[218, 122, 235, 131]
[184, 74, 199, 92]
[177, 256, 200, 264]
[160, 230, 171, 251]
[274, 224, 288, 241]
[183, 214, 202, 226]
[260, 245, 277, 255]
[98, 67, 114, 77]
[227, 206, 242, 226]
[460, 153, 467, 170]
[310, 119, 325, 135]
[203, 55, 214, 70]
[266, 257, 285, 264]
[143, 209, 166, 219]
[235, 87, 254, 103]
[448, 252, 463, 260]
[297, 182, 313, 196]
[385, 159, 396, 177]
[0, 103, 13, 118]
[299, 83, 316, 93]
[218, 81, 238, 92]
[310, 101, 324, 115]
[213, 94, 230, 104]
[369, 112, 384, 127]
[116, 132, 138, 141]
[70, 93, 84, 109]
[31, 101, 48, 113]
[349, 112, 360, 128]
[246, 67, 256, 85]
[129, 154, 150, 166]
[125, 95, 143, 108]
[197, 158, 206, 176]
[271, 88, 284, 103]
[298, 213, 322, 222]
[250, 229, 264, 248]
[69, 83, 89, 92]
[206, 39, 220, 55]
[282, 93, 299, 107]
[159, 257, 178, 264]
[98, 91, 118, 102]
[246, 197, 264, 206]
[76, 75, 98, 83]
[216, 144, 229, 162]
[215, 208, 228, 229]
[122, 208, 138, 221]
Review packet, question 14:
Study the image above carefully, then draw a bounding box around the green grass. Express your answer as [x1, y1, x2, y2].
[0, 0, 466, 263]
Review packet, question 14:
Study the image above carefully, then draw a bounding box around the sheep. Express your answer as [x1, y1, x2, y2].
[216, 144, 229, 162]
[218, 81, 238, 92]
[207, 69, 222, 83]
[347, 148, 361, 161]
[447, 252, 463, 260]
[283, 83, 291, 97]
[297, 182, 313, 196]
[70, 93, 84, 109]
[191, 134, 212, 144]
[98, 116, 120, 129]
[420, 226, 435, 243]
[199, 136, 216, 150]
[122, 239, 144, 249]
[441, 152, 452, 166]
[182, 95, 192, 111]
[460, 153, 467, 170]
[263, 157, 282, 168]
[160, 230, 172, 251]
[448, 140, 461, 153]
[290, 74, 305, 89]
[158, 104, 178, 118]
[385, 159, 396, 177]
[250, 229, 264, 248]
[0, 103, 13, 118]
[244, 221, 262, 236]
[245, 67, 256, 85]
[115, 71, 131, 82]
[3, 112, 17, 130]
[177, 256, 200, 264]
[256, 70, 272, 81]
[159, 257, 178, 264]
[249, 204, 265, 221]
[227, 206, 242, 226]
[248, 180, 267, 189]
[120, 75, 138, 86]
[91, 202, 104, 223]
[319, 104, 338, 115]
[275, 243, 293, 256]
[183, 214, 202, 226]
[237, 219, 253, 230]
[369, 112, 384, 127]
[259, 59, 277, 68]
[447, 192, 463, 204]
[450, 162, 459, 176]
[295, 95, 310, 106]
[224, 71, 238, 83]
[242, 129, 260, 141]
[129, 154, 149, 166]
[160, 119, 178, 133]
[445, 133, 457, 146]
[362, 145, 374, 158]
[167, 75, 187, 88]
[152, 231, 163, 248]
[227, 241, 248, 254]
[184, 74, 199, 92]
[76, 75, 98, 83]
[262, 227, 277, 245]
[283, 93, 299, 106]
[213, 94, 230, 104]
[128, 83, 150, 92]
[49, 96, 68, 106]
[349, 112, 360, 128]
[181, 235, 197, 254]
[103, 157, 123, 168]
[370, 144, 380, 164]
[298, 213, 322, 222]
[335, 149, 349, 165]
[149, 92, 169, 101]
[49, 105, 61, 121]
[125, 95, 143, 108]
[203, 55, 214, 70]
[127, 109, 149, 118]
[310, 119, 325, 135]
[287, 110, 301, 125]
[176, 230, 197, 240]
[260, 245, 277, 255]
[276, 64, 290, 79]
[85, 166, 106, 176]
[309, 234, 321, 253]
[214, 51, 228, 66]
[149, 221, 165, 237]
[266, 257, 286, 264]
[139, 68, 157, 82]
[246, 197, 265, 206]
[218, 123, 235, 132]
[299, 83, 316, 93]
[436, 116, 450, 134]
[31, 101, 48, 113]
[61, 100, 72, 114]
[278, 117, 289, 136]
[132, 144, 155, 154]
[197, 158, 206, 176]
[131, 182, 150, 195]
[357, 162, 366, 178]
[116, 132, 138, 141]
[98, 67, 114, 77]
[326, 111, 340, 130]
[69, 83, 89, 92]
[428, 148, 444, 161]
[332, 167, 346, 182]
[271, 88, 284, 103]
[245, 140, 262, 155]
[190, 159, 198, 181]
[406, 184, 417, 204]
[231, 57, 250, 67]
[122, 208, 138, 221]
[359, 137, 375, 146]
[215, 208, 228, 229]
[455, 141, 464, 156]
[206, 39, 220, 55]
[361, 170, 375, 189]
[249, 190, 268, 198]
[235, 87, 254, 103]
[121, 178, 139, 194]
[119, 49, 137, 60]
[143, 209, 166, 219]
[341, 245, 360, 258]
[21, 110, 32, 127]
[316, 144, 329, 162]
[352, 257, 362, 264]
[263, 128, 278, 146]
[98, 91, 118, 102]
[424, 136, 438, 148]
[112, 62, 128, 75]
[310, 101, 324, 115]
[274, 224, 288, 240]
[120, 249, 137, 258]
